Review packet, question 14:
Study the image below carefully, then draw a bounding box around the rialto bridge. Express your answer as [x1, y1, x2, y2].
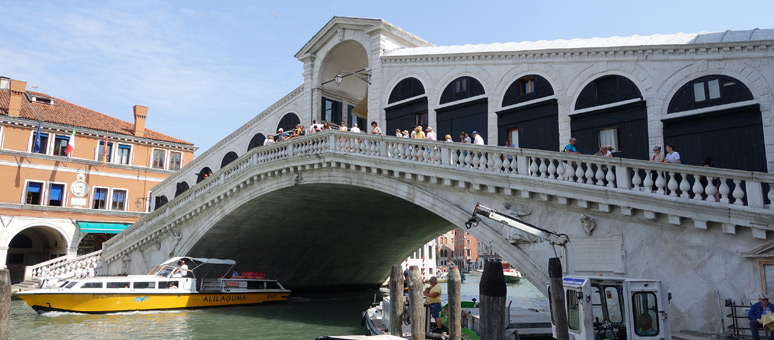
[94, 17, 774, 334]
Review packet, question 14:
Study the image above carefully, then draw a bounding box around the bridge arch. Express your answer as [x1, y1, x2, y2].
[497, 74, 559, 150]
[317, 39, 370, 127]
[5, 223, 71, 283]
[436, 75, 489, 142]
[220, 151, 239, 169]
[196, 166, 213, 183]
[385, 77, 429, 135]
[276, 112, 301, 134]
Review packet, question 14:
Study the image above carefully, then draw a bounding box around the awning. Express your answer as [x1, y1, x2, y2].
[352, 94, 368, 119]
[78, 222, 132, 234]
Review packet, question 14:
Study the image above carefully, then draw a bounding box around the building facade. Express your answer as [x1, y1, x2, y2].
[0, 78, 195, 283]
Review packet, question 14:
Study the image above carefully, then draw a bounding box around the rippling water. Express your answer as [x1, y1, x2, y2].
[11, 272, 548, 339]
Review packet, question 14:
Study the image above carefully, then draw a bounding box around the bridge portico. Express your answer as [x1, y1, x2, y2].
[101, 130, 774, 333]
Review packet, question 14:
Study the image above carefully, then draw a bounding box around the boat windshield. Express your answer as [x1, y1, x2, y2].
[149, 264, 180, 278]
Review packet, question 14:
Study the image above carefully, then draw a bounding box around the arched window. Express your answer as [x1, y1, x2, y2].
[175, 181, 190, 197]
[440, 76, 485, 104]
[277, 112, 301, 133]
[388, 77, 425, 104]
[668, 75, 753, 113]
[221, 152, 238, 169]
[575, 75, 642, 110]
[247, 133, 266, 151]
[196, 167, 213, 183]
[502, 75, 554, 107]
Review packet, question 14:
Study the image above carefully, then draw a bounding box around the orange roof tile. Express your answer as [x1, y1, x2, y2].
[0, 89, 193, 145]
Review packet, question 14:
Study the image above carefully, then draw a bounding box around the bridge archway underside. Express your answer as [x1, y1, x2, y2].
[102, 131, 774, 297]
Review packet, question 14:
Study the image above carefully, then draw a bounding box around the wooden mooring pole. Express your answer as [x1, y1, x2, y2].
[448, 266, 462, 340]
[408, 265, 425, 340]
[480, 261, 506, 340]
[549, 257, 569, 340]
[389, 265, 404, 336]
[0, 270, 10, 340]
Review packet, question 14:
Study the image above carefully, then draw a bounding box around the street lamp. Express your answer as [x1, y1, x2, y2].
[321, 68, 371, 86]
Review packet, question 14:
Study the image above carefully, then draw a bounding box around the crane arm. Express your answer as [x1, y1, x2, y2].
[465, 203, 570, 246]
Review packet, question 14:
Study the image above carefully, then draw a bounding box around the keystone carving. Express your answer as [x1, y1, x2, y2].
[581, 215, 596, 236]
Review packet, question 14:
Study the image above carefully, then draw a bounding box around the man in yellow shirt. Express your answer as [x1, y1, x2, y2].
[423, 276, 442, 331]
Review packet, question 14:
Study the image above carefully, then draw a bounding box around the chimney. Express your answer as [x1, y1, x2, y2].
[7, 80, 27, 117]
[133, 105, 148, 138]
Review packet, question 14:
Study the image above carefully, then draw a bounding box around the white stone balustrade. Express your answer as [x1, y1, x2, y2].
[26, 249, 102, 281]
[102, 130, 774, 262]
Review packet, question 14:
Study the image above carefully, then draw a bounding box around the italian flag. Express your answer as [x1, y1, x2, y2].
[65, 128, 75, 157]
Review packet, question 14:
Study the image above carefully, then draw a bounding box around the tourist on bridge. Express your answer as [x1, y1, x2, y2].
[276, 128, 285, 142]
[423, 276, 443, 332]
[350, 123, 360, 133]
[595, 145, 609, 156]
[749, 294, 774, 340]
[413, 126, 425, 139]
[444, 134, 453, 142]
[310, 119, 322, 134]
[426, 127, 437, 141]
[395, 129, 403, 138]
[650, 146, 665, 162]
[472, 131, 484, 145]
[263, 135, 275, 146]
[370, 121, 381, 135]
[564, 137, 579, 153]
[664, 144, 681, 164]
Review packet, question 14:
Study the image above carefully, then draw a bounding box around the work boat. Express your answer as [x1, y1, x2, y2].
[502, 262, 523, 283]
[17, 257, 291, 313]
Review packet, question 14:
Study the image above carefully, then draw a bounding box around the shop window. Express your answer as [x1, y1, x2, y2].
[152, 149, 166, 169]
[520, 77, 535, 95]
[169, 151, 182, 171]
[92, 187, 108, 210]
[668, 75, 753, 113]
[599, 128, 620, 153]
[415, 111, 428, 128]
[31, 132, 49, 154]
[98, 141, 113, 163]
[111, 189, 127, 211]
[53, 135, 69, 156]
[48, 183, 64, 206]
[25, 181, 43, 205]
[508, 128, 520, 148]
[632, 292, 659, 336]
[322, 98, 342, 125]
[116, 144, 131, 165]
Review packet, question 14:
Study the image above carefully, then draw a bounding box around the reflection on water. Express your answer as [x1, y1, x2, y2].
[11, 273, 548, 339]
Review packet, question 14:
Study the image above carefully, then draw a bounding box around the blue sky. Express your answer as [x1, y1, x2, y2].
[2, 0, 773, 153]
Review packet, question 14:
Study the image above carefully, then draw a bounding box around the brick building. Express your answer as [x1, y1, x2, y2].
[0, 77, 195, 283]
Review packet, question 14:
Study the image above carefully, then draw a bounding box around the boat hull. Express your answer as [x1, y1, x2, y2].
[18, 291, 290, 314]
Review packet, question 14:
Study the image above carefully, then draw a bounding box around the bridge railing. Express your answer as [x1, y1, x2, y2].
[103, 130, 774, 256]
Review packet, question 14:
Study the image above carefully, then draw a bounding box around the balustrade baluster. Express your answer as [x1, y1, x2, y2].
[547, 159, 557, 179]
[632, 169, 642, 191]
[584, 163, 595, 184]
[653, 171, 664, 194]
[732, 179, 745, 206]
[492, 153, 501, 172]
[464, 151, 472, 167]
[666, 172, 679, 197]
[719, 179, 731, 203]
[605, 167, 616, 188]
[502, 156, 511, 173]
[537, 158, 547, 178]
[564, 161, 574, 181]
[679, 173, 691, 198]
[575, 163, 585, 183]
[451, 149, 458, 166]
[530, 158, 540, 177]
[556, 160, 564, 180]
[594, 165, 605, 186]
[692, 176, 704, 200]
[424, 147, 432, 163]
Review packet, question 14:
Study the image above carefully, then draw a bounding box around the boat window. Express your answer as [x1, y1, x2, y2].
[567, 289, 581, 332]
[604, 286, 624, 323]
[107, 282, 131, 289]
[134, 282, 156, 289]
[65, 281, 78, 289]
[632, 292, 659, 336]
[81, 282, 103, 289]
[160, 281, 179, 289]
[58, 281, 71, 288]
[247, 281, 266, 289]
[265, 281, 281, 290]
[591, 286, 604, 323]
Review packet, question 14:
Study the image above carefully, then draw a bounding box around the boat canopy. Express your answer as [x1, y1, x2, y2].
[150, 257, 237, 279]
[159, 257, 236, 266]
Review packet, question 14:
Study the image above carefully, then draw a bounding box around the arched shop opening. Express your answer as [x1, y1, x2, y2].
[572, 75, 647, 159]
[221, 151, 239, 169]
[319, 40, 369, 128]
[5, 226, 68, 283]
[385, 77, 427, 135]
[175, 181, 190, 197]
[663, 75, 764, 171]
[436, 76, 488, 142]
[497, 74, 558, 150]
[247, 133, 266, 151]
[197, 167, 213, 183]
[277, 112, 301, 134]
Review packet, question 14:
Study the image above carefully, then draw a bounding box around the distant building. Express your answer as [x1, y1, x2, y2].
[436, 230, 454, 267]
[436, 229, 478, 271]
[401, 239, 436, 281]
[0, 77, 195, 283]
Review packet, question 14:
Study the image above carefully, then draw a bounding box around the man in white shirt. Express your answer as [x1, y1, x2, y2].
[426, 127, 437, 141]
[472, 131, 484, 145]
[350, 123, 361, 133]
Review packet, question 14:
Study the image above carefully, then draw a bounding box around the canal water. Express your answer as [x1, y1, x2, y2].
[10, 272, 548, 339]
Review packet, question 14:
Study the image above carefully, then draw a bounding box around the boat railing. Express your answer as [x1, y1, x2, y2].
[25, 250, 102, 282]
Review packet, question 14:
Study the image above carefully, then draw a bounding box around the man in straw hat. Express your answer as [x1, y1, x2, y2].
[750, 293, 774, 340]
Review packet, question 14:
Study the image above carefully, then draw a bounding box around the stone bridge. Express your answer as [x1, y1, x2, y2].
[100, 129, 774, 333]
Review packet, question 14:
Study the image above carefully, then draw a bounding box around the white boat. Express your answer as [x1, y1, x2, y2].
[502, 262, 523, 283]
[17, 257, 291, 313]
[363, 289, 447, 339]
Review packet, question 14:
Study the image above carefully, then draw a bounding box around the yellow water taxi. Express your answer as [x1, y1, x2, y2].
[17, 257, 291, 313]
